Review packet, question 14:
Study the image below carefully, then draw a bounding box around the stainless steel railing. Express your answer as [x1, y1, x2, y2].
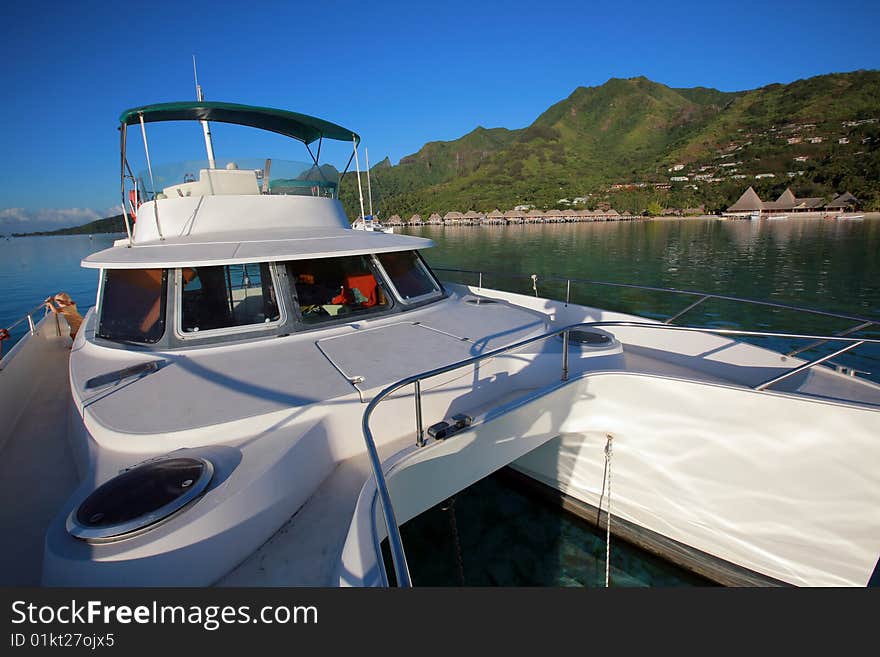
[0, 301, 61, 369]
[361, 318, 880, 587]
[5, 302, 51, 334]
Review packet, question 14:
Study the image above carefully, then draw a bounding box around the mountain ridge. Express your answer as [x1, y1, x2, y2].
[341, 70, 880, 217]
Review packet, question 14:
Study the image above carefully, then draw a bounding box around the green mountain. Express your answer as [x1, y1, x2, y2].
[341, 71, 880, 216]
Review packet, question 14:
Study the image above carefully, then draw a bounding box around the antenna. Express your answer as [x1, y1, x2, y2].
[365, 147, 374, 219]
[193, 55, 216, 169]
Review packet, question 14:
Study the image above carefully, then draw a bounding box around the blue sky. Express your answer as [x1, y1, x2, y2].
[1, 0, 878, 231]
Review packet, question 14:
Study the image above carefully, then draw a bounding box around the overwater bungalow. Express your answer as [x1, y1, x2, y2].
[504, 210, 524, 224]
[444, 211, 464, 225]
[386, 214, 404, 227]
[525, 209, 545, 224]
[544, 209, 565, 223]
[427, 212, 443, 225]
[463, 210, 481, 225]
[408, 214, 423, 226]
[485, 210, 505, 225]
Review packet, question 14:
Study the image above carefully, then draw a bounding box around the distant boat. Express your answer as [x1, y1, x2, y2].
[767, 215, 788, 220]
[837, 213, 864, 220]
[352, 215, 394, 233]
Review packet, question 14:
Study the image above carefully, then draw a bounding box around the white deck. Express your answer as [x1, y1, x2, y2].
[1, 288, 878, 587]
[0, 318, 80, 585]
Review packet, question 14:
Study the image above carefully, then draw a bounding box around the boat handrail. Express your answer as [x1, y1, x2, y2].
[361, 319, 880, 587]
[0, 301, 60, 368]
[4, 302, 51, 334]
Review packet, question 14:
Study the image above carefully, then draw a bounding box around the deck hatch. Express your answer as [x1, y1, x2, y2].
[67, 457, 214, 543]
[315, 322, 477, 400]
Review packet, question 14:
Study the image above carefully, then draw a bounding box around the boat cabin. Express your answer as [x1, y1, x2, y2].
[91, 249, 444, 348]
[86, 101, 444, 348]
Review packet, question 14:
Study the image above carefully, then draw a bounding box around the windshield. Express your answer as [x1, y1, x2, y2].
[376, 251, 443, 302]
[136, 158, 339, 201]
[285, 255, 392, 324]
[98, 269, 168, 343]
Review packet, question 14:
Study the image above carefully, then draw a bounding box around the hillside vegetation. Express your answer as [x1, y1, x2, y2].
[340, 70, 880, 217]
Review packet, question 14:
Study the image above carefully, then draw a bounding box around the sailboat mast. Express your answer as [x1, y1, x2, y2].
[353, 137, 366, 221]
[365, 147, 374, 219]
[193, 56, 216, 169]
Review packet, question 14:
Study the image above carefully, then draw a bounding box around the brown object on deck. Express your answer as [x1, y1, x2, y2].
[45, 292, 84, 340]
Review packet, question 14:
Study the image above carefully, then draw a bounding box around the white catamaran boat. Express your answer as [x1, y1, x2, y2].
[1, 101, 878, 588]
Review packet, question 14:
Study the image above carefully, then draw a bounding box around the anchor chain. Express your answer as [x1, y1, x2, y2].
[441, 496, 466, 585]
[595, 433, 614, 587]
[603, 434, 613, 588]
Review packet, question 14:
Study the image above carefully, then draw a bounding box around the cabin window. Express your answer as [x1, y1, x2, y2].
[179, 263, 280, 334]
[376, 251, 442, 302]
[98, 268, 168, 343]
[285, 255, 391, 324]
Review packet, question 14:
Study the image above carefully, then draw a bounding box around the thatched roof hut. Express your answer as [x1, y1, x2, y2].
[525, 209, 545, 223]
[726, 186, 764, 214]
[826, 192, 860, 211]
[485, 209, 505, 224]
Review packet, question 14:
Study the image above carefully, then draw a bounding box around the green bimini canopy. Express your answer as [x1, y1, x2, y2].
[119, 101, 359, 145]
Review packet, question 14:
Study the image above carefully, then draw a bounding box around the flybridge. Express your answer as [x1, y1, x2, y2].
[118, 101, 364, 245]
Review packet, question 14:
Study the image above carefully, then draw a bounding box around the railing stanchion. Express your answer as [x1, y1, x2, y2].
[566, 279, 571, 305]
[562, 329, 570, 381]
[665, 295, 710, 325]
[755, 340, 866, 391]
[27, 314, 35, 335]
[414, 380, 425, 447]
[478, 272, 482, 290]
